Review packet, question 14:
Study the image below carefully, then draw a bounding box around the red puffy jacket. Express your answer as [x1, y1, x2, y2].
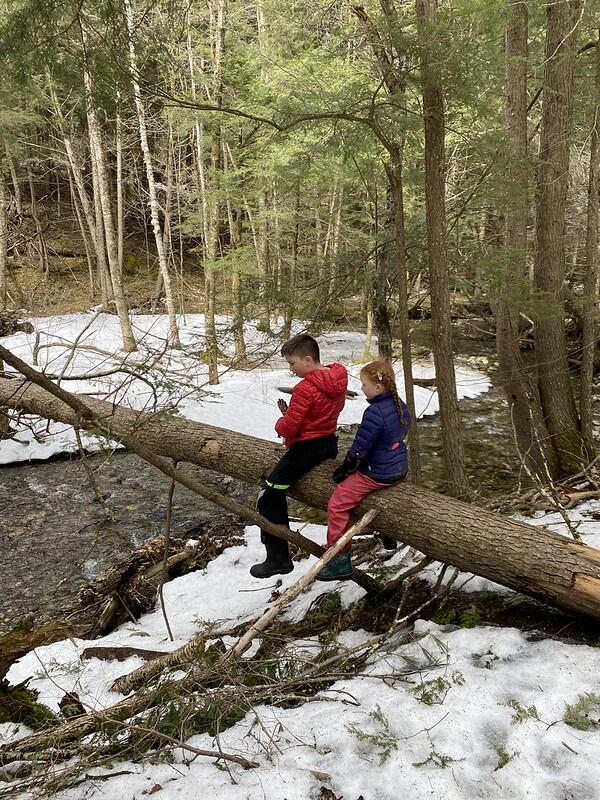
[275, 363, 348, 446]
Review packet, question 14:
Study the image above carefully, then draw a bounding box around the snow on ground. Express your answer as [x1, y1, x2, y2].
[0, 311, 490, 463]
[4, 504, 600, 799]
[3, 313, 599, 799]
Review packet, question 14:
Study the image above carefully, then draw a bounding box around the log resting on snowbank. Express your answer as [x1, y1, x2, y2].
[2, 376, 600, 620]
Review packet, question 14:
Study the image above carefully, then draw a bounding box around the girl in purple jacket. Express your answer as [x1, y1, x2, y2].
[317, 360, 411, 581]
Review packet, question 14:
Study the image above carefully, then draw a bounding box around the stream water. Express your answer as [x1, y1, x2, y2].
[0, 328, 520, 632]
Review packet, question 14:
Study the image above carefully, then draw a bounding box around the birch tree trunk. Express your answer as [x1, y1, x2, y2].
[533, 0, 585, 476]
[88, 142, 112, 309]
[49, 83, 109, 305]
[416, 0, 469, 498]
[580, 33, 600, 455]
[81, 33, 136, 351]
[199, 0, 228, 383]
[124, 0, 180, 347]
[116, 91, 124, 275]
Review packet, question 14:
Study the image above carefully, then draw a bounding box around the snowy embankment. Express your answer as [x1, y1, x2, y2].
[2, 313, 599, 799]
[0, 311, 488, 463]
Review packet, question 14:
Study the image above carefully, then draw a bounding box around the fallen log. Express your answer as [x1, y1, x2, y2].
[1, 374, 600, 620]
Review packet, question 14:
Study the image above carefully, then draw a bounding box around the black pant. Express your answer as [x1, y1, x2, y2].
[257, 434, 338, 555]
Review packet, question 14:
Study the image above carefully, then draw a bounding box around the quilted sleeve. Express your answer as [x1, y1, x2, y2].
[274, 381, 313, 439]
[348, 405, 383, 460]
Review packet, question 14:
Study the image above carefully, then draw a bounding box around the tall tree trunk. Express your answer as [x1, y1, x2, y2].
[326, 188, 343, 303]
[386, 156, 422, 483]
[116, 91, 124, 275]
[498, 0, 556, 479]
[375, 185, 393, 361]
[5, 149, 21, 215]
[26, 161, 48, 277]
[0, 165, 7, 309]
[200, 0, 228, 384]
[185, 1, 218, 376]
[351, 1, 422, 482]
[88, 141, 112, 309]
[124, 0, 180, 347]
[68, 169, 95, 300]
[580, 34, 600, 456]
[81, 30, 136, 351]
[224, 147, 247, 363]
[363, 283, 375, 360]
[533, 0, 585, 476]
[49, 83, 107, 303]
[282, 193, 299, 340]
[416, 0, 469, 498]
[256, 189, 271, 332]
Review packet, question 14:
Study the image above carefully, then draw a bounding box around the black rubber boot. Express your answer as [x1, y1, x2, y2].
[250, 534, 294, 578]
[375, 532, 398, 551]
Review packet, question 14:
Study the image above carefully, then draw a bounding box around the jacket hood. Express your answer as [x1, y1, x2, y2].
[304, 362, 348, 398]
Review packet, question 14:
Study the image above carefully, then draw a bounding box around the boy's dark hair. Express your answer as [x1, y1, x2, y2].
[281, 333, 320, 362]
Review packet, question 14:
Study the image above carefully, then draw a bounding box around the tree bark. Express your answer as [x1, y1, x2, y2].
[416, 0, 469, 498]
[498, 0, 556, 480]
[5, 148, 21, 215]
[224, 158, 247, 362]
[533, 0, 585, 475]
[124, 0, 180, 347]
[386, 157, 422, 483]
[81, 35, 136, 352]
[580, 34, 600, 455]
[256, 189, 271, 332]
[0, 166, 7, 310]
[374, 186, 393, 361]
[350, 2, 421, 482]
[2, 377, 600, 620]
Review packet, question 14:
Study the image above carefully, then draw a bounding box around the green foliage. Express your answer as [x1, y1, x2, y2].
[492, 738, 519, 771]
[502, 697, 540, 725]
[410, 676, 452, 705]
[410, 670, 464, 705]
[0, 679, 58, 730]
[459, 604, 481, 629]
[563, 693, 600, 731]
[432, 603, 480, 628]
[413, 740, 463, 770]
[346, 705, 400, 765]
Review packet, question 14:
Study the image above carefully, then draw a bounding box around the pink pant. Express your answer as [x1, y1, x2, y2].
[327, 471, 390, 551]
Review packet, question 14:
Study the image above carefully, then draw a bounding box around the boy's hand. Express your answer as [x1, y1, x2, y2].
[277, 398, 288, 415]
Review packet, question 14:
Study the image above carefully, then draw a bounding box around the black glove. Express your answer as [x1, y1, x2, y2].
[332, 454, 360, 484]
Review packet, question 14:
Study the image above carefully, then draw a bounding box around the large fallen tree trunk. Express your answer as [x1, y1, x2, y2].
[2, 376, 600, 620]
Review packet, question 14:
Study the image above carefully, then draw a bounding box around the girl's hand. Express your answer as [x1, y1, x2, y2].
[277, 398, 288, 415]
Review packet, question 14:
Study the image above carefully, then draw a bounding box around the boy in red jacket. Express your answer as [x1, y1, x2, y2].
[251, 333, 348, 578]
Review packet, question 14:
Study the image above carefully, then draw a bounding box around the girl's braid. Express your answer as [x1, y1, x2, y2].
[361, 360, 409, 425]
